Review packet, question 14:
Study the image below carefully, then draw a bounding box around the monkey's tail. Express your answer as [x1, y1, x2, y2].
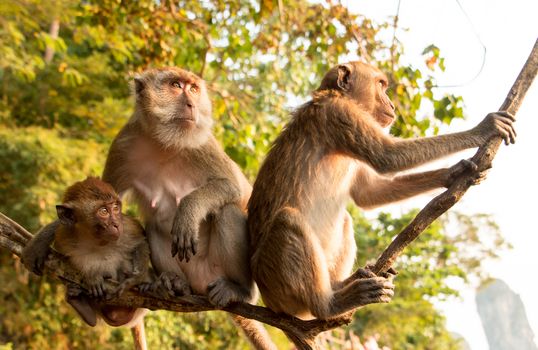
[230, 314, 278, 350]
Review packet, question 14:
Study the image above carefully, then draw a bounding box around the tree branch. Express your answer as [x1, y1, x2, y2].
[0, 212, 350, 350]
[373, 38, 538, 274]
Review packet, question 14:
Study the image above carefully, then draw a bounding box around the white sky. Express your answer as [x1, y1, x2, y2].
[345, 0, 538, 348]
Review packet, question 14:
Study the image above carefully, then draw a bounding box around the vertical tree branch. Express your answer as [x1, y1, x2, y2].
[44, 19, 60, 64]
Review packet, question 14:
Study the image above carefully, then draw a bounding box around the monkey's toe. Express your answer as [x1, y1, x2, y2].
[207, 278, 249, 307]
[154, 272, 191, 297]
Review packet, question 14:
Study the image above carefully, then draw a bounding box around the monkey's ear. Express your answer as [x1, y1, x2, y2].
[337, 64, 352, 91]
[56, 204, 75, 226]
[134, 76, 145, 94]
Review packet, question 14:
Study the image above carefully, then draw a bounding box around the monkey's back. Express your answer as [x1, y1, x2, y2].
[248, 98, 341, 248]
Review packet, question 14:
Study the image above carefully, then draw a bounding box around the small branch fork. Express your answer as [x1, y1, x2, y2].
[0, 38, 536, 350]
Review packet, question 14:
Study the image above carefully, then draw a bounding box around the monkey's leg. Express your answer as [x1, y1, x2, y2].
[254, 207, 394, 319]
[207, 204, 277, 350]
[146, 222, 191, 296]
[330, 211, 357, 290]
[251, 207, 334, 319]
[206, 204, 254, 307]
[65, 284, 97, 327]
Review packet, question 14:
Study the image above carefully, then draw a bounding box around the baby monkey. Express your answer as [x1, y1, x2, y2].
[22, 177, 150, 349]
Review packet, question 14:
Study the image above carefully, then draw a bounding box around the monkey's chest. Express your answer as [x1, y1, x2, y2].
[131, 157, 203, 217]
[70, 250, 130, 281]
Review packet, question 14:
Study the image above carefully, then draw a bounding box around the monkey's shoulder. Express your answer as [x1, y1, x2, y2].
[120, 215, 146, 242]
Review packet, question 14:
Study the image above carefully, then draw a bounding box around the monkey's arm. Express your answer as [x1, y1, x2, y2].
[170, 142, 243, 261]
[21, 220, 60, 275]
[329, 101, 515, 174]
[171, 176, 241, 261]
[351, 160, 482, 209]
[102, 127, 135, 195]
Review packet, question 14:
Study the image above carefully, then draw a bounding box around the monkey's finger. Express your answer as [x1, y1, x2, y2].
[171, 239, 178, 258]
[465, 159, 478, 171]
[498, 117, 518, 144]
[96, 285, 103, 299]
[508, 126, 517, 144]
[494, 111, 515, 121]
[191, 238, 198, 257]
[163, 277, 172, 292]
[493, 117, 517, 144]
[180, 235, 188, 262]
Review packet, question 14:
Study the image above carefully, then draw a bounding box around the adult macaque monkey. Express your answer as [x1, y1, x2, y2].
[102, 67, 276, 350]
[248, 61, 516, 320]
[22, 177, 150, 350]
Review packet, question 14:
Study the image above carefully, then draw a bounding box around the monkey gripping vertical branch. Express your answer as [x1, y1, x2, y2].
[373, 38, 538, 275]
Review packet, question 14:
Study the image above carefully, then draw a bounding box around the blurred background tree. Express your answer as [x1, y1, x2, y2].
[0, 0, 509, 349]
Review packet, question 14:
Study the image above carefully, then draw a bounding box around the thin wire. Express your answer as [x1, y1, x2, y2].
[389, 0, 402, 70]
[434, 0, 487, 88]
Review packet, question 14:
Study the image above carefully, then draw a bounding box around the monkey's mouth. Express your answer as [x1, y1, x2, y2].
[381, 112, 395, 126]
[383, 112, 395, 120]
[176, 117, 194, 123]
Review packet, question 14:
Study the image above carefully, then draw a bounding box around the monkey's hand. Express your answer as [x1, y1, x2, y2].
[471, 111, 516, 146]
[351, 265, 398, 281]
[85, 275, 113, 300]
[444, 159, 490, 188]
[21, 246, 50, 276]
[170, 207, 199, 262]
[21, 220, 59, 275]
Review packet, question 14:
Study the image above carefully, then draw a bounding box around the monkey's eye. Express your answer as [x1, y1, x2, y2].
[97, 207, 109, 217]
[172, 81, 185, 89]
[190, 85, 199, 93]
[111, 204, 121, 214]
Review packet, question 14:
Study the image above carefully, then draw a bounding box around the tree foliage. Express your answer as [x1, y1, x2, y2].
[0, 0, 508, 349]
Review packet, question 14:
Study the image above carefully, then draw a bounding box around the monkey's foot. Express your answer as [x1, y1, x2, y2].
[446, 159, 490, 187]
[207, 277, 251, 308]
[153, 272, 191, 298]
[86, 277, 114, 300]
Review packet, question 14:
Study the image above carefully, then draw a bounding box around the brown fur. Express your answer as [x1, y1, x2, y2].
[22, 177, 151, 350]
[102, 67, 276, 350]
[248, 61, 516, 320]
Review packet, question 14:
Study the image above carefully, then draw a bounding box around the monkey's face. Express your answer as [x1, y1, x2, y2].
[92, 199, 123, 242]
[349, 63, 396, 128]
[58, 177, 125, 244]
[134, 68, 213, 149]
[320, 62, 396, 129]
[370, 72, 396, 128]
